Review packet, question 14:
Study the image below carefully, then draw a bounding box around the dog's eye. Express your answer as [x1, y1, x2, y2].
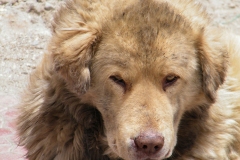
[109, 75, 126, 89]
[163, 75, 179, 91]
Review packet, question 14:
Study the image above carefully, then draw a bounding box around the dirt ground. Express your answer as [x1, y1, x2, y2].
[0, 0, 239, 159]
[0, 0, 63, 96]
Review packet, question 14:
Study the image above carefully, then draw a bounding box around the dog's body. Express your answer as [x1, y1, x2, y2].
[17, 0, 240, 159]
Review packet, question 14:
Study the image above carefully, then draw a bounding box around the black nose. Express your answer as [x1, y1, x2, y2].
[134, 132, 164, 155]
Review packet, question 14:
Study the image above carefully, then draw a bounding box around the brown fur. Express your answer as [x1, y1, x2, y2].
[17, 0, 240, 159]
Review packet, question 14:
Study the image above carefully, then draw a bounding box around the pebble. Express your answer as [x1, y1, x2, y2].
[21, 72, 28, 75]
[0, 0, 18, 5]
[28, 3, 44, 15]
[229, 3, 236, 8]
[44, 2, 55, 11]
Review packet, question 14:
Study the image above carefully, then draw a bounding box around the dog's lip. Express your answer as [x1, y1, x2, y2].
[165, 149, 171, 157]
[137, 157, 163, 160]
[135, 154, 167, 160]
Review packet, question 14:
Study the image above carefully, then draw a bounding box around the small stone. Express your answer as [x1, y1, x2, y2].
[30, 17, 38, 24]
[0, 0, 17, 5]
[0, 0, 8, 5]
[28, 3, 44, 15]
[229, 3, 236, 8]
[21, 72, 28, 75]
[44, 2, 55, 11]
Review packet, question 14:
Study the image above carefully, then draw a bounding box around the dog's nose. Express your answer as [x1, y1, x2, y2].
[134, 132, 164, 155]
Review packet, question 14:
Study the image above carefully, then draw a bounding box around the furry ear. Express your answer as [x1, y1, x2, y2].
[49, 2, 101, 95]
[54, 29, 98, 95]
[197, 28, 228, 102]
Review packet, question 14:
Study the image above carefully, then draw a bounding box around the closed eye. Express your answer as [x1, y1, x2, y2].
[163, 75, 179, 91]
[109, 75, 126, 89]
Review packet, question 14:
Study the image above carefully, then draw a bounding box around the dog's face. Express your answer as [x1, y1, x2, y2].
[52, 1, 227, 159]
[88, 23, 204, 159]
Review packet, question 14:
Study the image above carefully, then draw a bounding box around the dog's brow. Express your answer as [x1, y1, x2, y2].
[106, 58, 128, 68]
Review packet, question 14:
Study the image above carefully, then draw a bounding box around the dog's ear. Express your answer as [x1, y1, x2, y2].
[49, 3, 101, 95]
[54, 29, 98, 95]
[197, 28, 228, 102]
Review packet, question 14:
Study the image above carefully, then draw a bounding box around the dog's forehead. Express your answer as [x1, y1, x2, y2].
[92, 0, 200, 77]
[96, 37, 196, 77]
[104, 0, 193, 39]
[99, 0, 197, 63]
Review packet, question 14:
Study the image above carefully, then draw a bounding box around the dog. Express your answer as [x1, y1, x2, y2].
[17, 0, 240, 159]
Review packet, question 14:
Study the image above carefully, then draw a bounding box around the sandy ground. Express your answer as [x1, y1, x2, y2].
[0, 0, 62, 95]
[0, 0, 239, 159]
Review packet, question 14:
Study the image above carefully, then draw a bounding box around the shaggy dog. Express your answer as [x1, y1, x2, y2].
[17, 0, 240, 159]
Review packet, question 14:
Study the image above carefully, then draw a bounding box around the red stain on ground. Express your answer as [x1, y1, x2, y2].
[0, 129, 12, 136]
[0, 95, 27, 160]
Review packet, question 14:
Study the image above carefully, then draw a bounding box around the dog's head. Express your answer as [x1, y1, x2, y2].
[50, 0, 227, 159]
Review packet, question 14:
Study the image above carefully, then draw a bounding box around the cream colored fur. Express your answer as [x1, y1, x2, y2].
[17, 0, 240, 159]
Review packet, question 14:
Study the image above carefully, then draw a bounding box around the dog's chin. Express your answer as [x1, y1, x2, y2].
[125, 152, 172, 160]
[127, 148, 172, 160]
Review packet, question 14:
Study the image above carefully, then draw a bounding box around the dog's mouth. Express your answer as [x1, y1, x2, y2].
[107, 134, 173, 160]
[105, 118, 176, 160]
[131, 148, 172, 160]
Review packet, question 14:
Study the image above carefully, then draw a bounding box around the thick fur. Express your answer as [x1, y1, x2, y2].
[17, 0, 240, 159]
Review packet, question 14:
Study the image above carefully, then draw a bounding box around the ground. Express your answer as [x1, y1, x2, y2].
[0, 0, 239, 159]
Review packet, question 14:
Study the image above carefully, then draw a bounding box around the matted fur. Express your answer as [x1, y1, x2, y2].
[17, 0, 240, 159]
